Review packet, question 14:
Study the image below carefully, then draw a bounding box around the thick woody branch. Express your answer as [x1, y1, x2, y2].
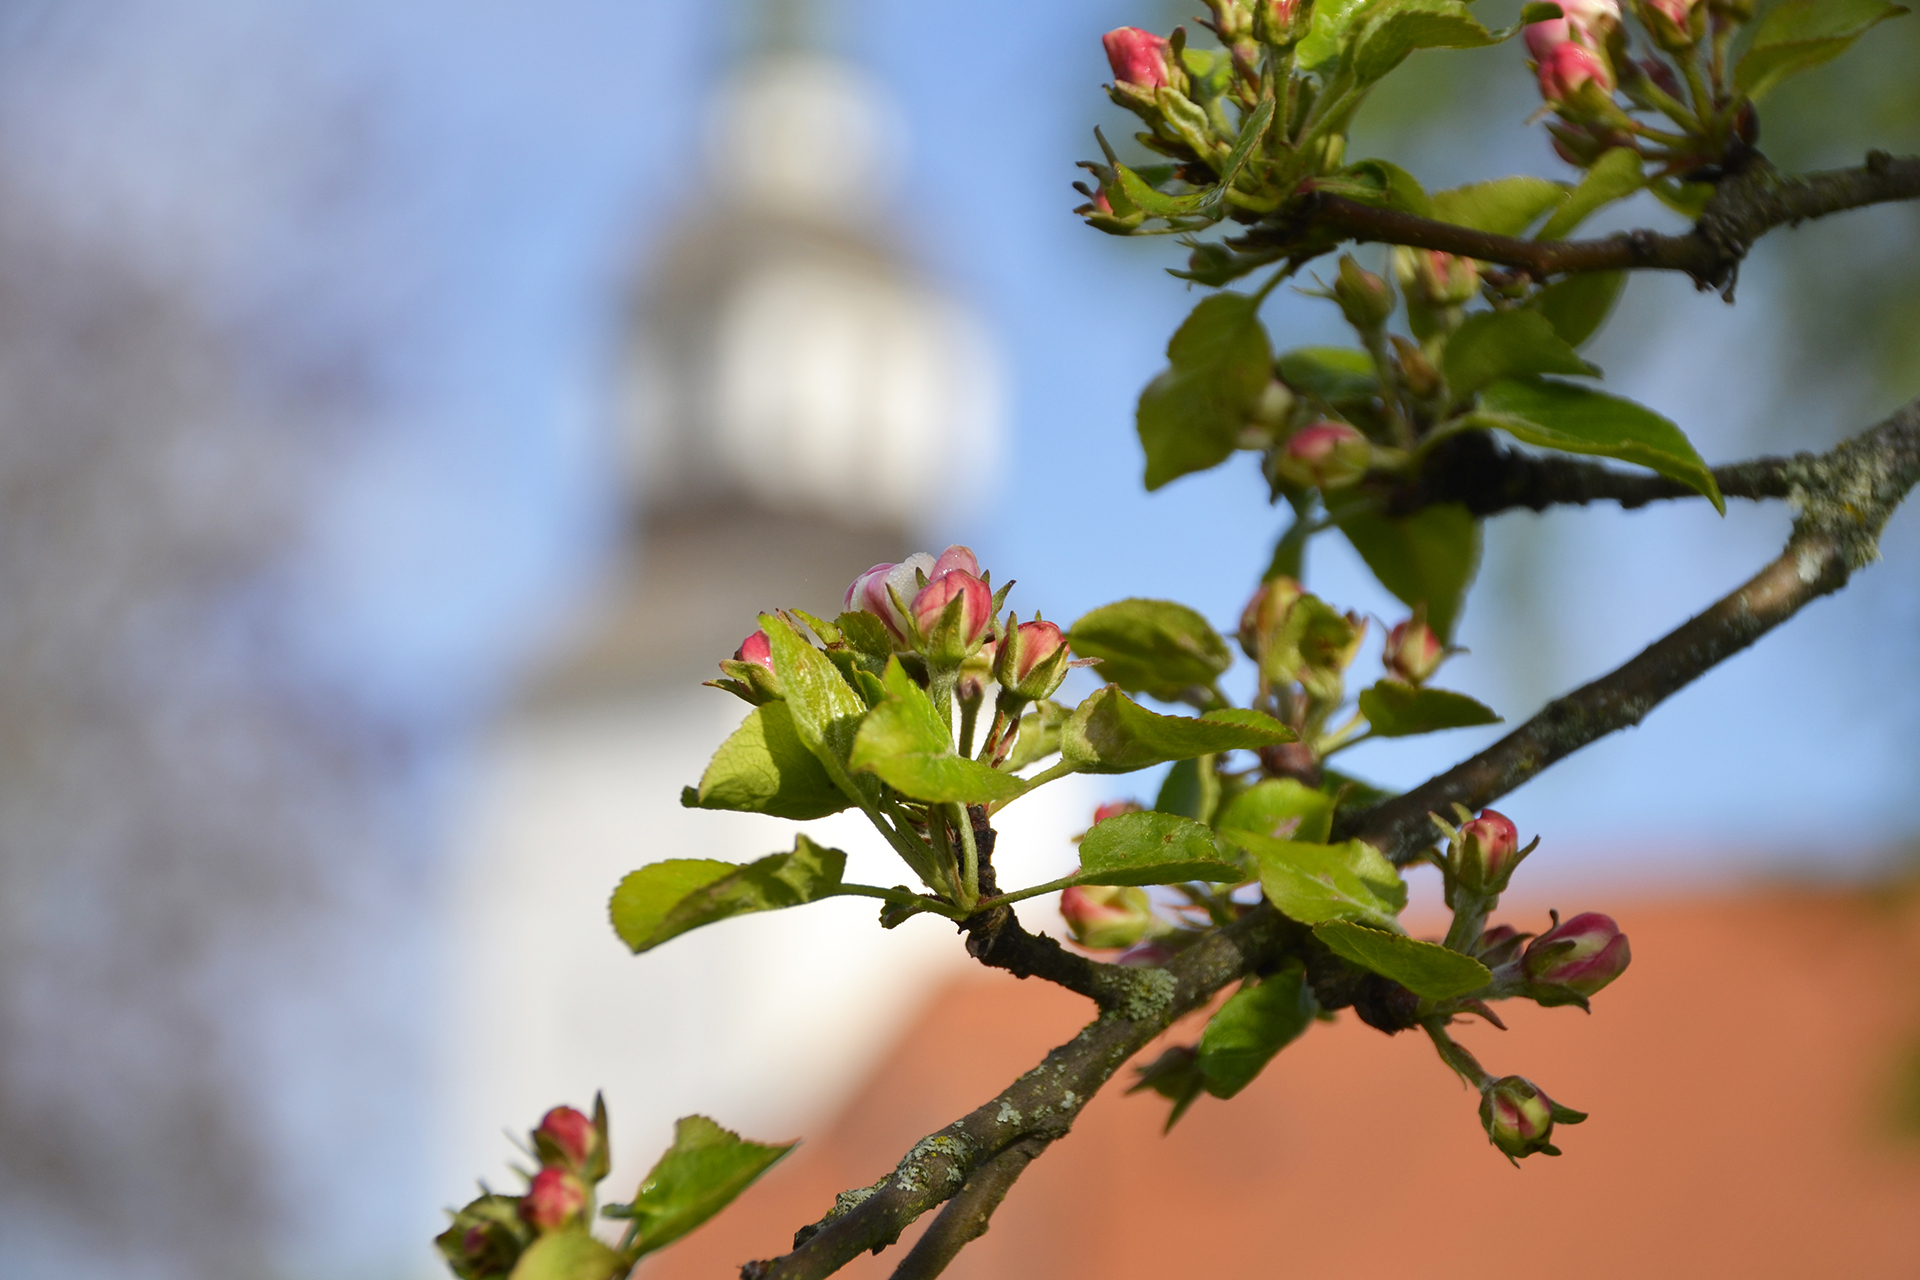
[960, 904, 1168, 1015]
[1299, 152, 1920, 292]
[744, 399, 1920, 1280]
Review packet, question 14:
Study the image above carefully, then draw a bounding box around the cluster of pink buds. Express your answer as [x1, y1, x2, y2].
[845, 545, 998, 667]
[1395, 247, 1481, 310]
[1523, 0, 1621, 114]
[1480, 1075, 1586, 1160]
[438, 1100, 612, 1278]
[1382, 613, 1445, 684]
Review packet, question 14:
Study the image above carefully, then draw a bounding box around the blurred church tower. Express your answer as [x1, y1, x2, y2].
[436, 1, 1010, 1208]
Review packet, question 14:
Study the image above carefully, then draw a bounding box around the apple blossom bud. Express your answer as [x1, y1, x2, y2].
[911, 569, 993, 665]
[1474, 923, 1529, 968]
[1093, 800, 1143, 824]
[1255, 0, 1312, 43]
[1238, 575, 1303, 660]
[1396, 248, 1481, 310]
[930, 544, 980, 580]
[995, 618, 1070, 700]
[436, 1193, 533, 1280]
[532, 1106, 601, 1176]
[1524, 15, 1572, 60]
[1537, 39, 1614, 102]
[1453, 809, 1526, 893]
[1103, 27, 1171, 88]
[1525, 910, 1631, 1003]
[1273, 422, 1372, 491]
[845, 554, 933, 646]
[1382, 615, 1444, 684]
[1636, 0, 1702, 48]
[1480, 1076, 1565, 1159]
[1060, 884, 1159, 950]
[1333, 255, 1394, 331]
[734, 630, 773, 672]
[519, 1168, 588, 1232]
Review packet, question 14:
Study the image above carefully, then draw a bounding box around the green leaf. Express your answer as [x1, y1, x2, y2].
[1077, 809, 1245, 885]
[1277, 346, 1377, 406]
[686, 702, 852, 821]
[1313, 920, 1492, 998]
[1530, 271, 1626, 349]
[1297, 0, 1377, 70]
[1005, 699, 1070, 772]
[1061, 687, 1295, 775]
[1536, 147, 1644, 241]
[849, 659, 1028, 805]
[1230, 831, 1408, 930]
[1155, 755, 1222, 824]
[1735, 0, 1908, 101]
[1197, 97, 1275, 215]
[1138, 294, 1275, 490]
[1198, 965, 1318, 1098]
[1067, 598, 1234, 700]
[1442, 309, 1597, 398]
[613, 1115, 795, 1258]
[835, 610, 896, 659]
[1335, 158, 1433, 216]
[1478, 378, 1725, 512]
[1215, 777, 1336, 843]
[760, 612, 879, 805]
[1357, 681, 1501, 737]
[1430, 176, 1567, 236]
[611, 836, 848, 954]
[1335, 501, 1480, 641]
[1353, 0, 1500, 84]
[507, 1229, 628, 1280]
[1115, 162, 1210, 218]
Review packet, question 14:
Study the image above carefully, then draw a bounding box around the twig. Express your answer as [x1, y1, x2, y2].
[887, 1138, 1048, 1280]
[1289, 152, 1920, 291]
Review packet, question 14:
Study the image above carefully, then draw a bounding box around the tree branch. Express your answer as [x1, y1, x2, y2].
[741, 397, 1920, 1280]
[887, 1138, 1048, 1280]
[1293, 152, 1920, 292]
[1395, 429, 1802, 518]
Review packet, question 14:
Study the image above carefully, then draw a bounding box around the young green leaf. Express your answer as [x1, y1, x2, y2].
[1067, 598, 1234, 700]
[507, 1228, 629, 1280]
[1734, 0, 1908, 101]
[760, 612, 881, 805]
[1353, 0, 1500, 84]
[1004, 699, 1070, 772]
[1138, 293, 1274, 490]
[1357, 681, 1502, 737]
[1430, 175, 1567, 236]
[1277, 346, 1377, 407]
[611, 1115, 795, 1259]
[1297, 0, 1377, 70]
[1477, 378, 1725, 512]
[611, 837, 848, 954]
[1197, 965, 1318, 1098]
[1077, 809, 1245, 885]
[1214, 777, 1336, 843]
[1061, 687, 1294, 774]
[1334, 159, 1433, 216]
[1312, 920, 1492, 999]
[1530, 270, 1626, 349]
[849, 658, 1028, 804]
[1154, 755, 1222, 824]
[684, 702, 852, 821]
[1535, 147, 1644, 241]
[1229, 831, 1408, 931]
[1115, 163, 1210, 218]
[1335, 502, 1480, 641]
[1196, 97, 1275, 215]
[1442, 309, 1598, 398]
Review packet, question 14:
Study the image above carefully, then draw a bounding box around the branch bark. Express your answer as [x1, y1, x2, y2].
[1294, 151, 1920, 292]
[741, 399, 1920, 1280]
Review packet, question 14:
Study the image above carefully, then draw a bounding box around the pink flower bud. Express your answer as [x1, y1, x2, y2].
[845, 552, 937, 646]
[1273, 422, 1372, 491]
[1524, 15, 1573, 59]
[1382, 616, 1444, 684]
[733, 630, 773, 672]
[1060, 884, 1158, 951]
[1455, 809, 1524, 892]
[929, 544, 980, 580]
[519, 1168, 588, 1232]
[1537, 40, 1614, 102]
[911, 569, 993, 663]
[1638, 0, 1701, 46]
[1091, 187, 1114, 215]
[1238, 575, 1303, 660]
[1093, 800, 1143, 824]
[995, 618, 1070, 700]
[1397, 248, 1480, 308]
[436, 1193, 532, 1278]
[1102, 27, 1171, 89]
[1334, 254, 1394, 330]
[1525, 911, 1631, 1000]
[533, 1106, 599, 1173]
[1480, 1076, 1562, 1160]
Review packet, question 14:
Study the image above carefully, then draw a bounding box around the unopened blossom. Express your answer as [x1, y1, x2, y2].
[519, 1168, 588, 1232]
[1273, 422, 1371, 491]
[1537, 40, 1614, 102]
[1103, 27, 1171, 88]
[1382, 615, 1444, 684]
[1525, 911, 1631, 998]
[1060, 884, 1158, 950]
[533, 1106, 599, 1174]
